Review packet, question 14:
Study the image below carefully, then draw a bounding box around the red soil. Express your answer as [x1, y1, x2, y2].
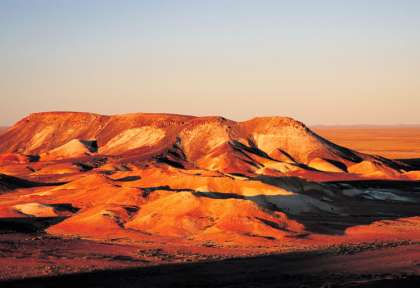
[0, 112, 419, 284]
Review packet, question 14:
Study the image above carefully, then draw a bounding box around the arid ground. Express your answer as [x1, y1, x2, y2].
[0, 113, 419, 287]
[314, 126, 420, 159]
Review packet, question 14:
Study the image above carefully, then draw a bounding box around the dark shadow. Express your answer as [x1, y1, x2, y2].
[252, 175, 328, 194]
[136, 177, 420, 236]
[154, 156, 185, 168]
[1, 244, 420, 288]
[325, 158, 348, 172]
[311, 130, 364, 163]
[276, 148, 298, 163]
[0, 173, 66, 193]
[27, 154, 40, 162]
[397, 158, 420, 170]
[0, 217, 67, 233]
[248, 176, 420, 235]
[48, 203, 80, 214]
[113, 176, 141, 182]
[326, 179, 420, 191]
[230, 140, 271, 159]
[79, 140, 98, 153]
[192, 191, 245, 200]
[73, 157, 108, 171]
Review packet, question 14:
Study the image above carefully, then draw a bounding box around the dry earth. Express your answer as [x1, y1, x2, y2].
[314, 126, 420, 159]
[0, 113, 419, 287]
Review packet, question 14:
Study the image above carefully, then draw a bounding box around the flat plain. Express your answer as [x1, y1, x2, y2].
[313, 126, 420, 159]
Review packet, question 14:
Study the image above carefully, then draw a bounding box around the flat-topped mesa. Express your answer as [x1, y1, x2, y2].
[242, 116, 308, 130]
[0, 112, 107, 154]
[0, 112, 403, 176]
[96, 112, 194, 143]
[0, 112, 193, 155]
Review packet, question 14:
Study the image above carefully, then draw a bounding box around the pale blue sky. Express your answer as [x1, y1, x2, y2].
[1, 0, 419, 125]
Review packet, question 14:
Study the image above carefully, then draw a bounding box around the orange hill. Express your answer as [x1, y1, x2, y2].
[0, 112, 419, 248]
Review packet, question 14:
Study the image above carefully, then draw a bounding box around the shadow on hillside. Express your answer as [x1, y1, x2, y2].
[0, 217, 66, 233]
[398, 158, 420, 170]
[0, 173, 66, 193]
[2, 173, 420, 236]
[193, 175, 420, 235]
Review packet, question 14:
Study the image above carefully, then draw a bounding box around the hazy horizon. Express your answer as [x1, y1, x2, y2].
[1, 0, 419, 126]
[2, 111, 420, 127]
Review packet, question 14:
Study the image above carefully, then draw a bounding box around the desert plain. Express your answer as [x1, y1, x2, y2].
[314, 126, 420, 159]
[0, 112, 419, 288]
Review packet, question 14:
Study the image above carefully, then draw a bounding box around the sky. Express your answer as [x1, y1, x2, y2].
[1, 0, 419, 125]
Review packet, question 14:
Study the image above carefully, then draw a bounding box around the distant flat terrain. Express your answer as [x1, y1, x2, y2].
[313, 126, 420, 159]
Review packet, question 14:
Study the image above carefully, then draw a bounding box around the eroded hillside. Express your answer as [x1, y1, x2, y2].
[0, 112, 419, 249]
